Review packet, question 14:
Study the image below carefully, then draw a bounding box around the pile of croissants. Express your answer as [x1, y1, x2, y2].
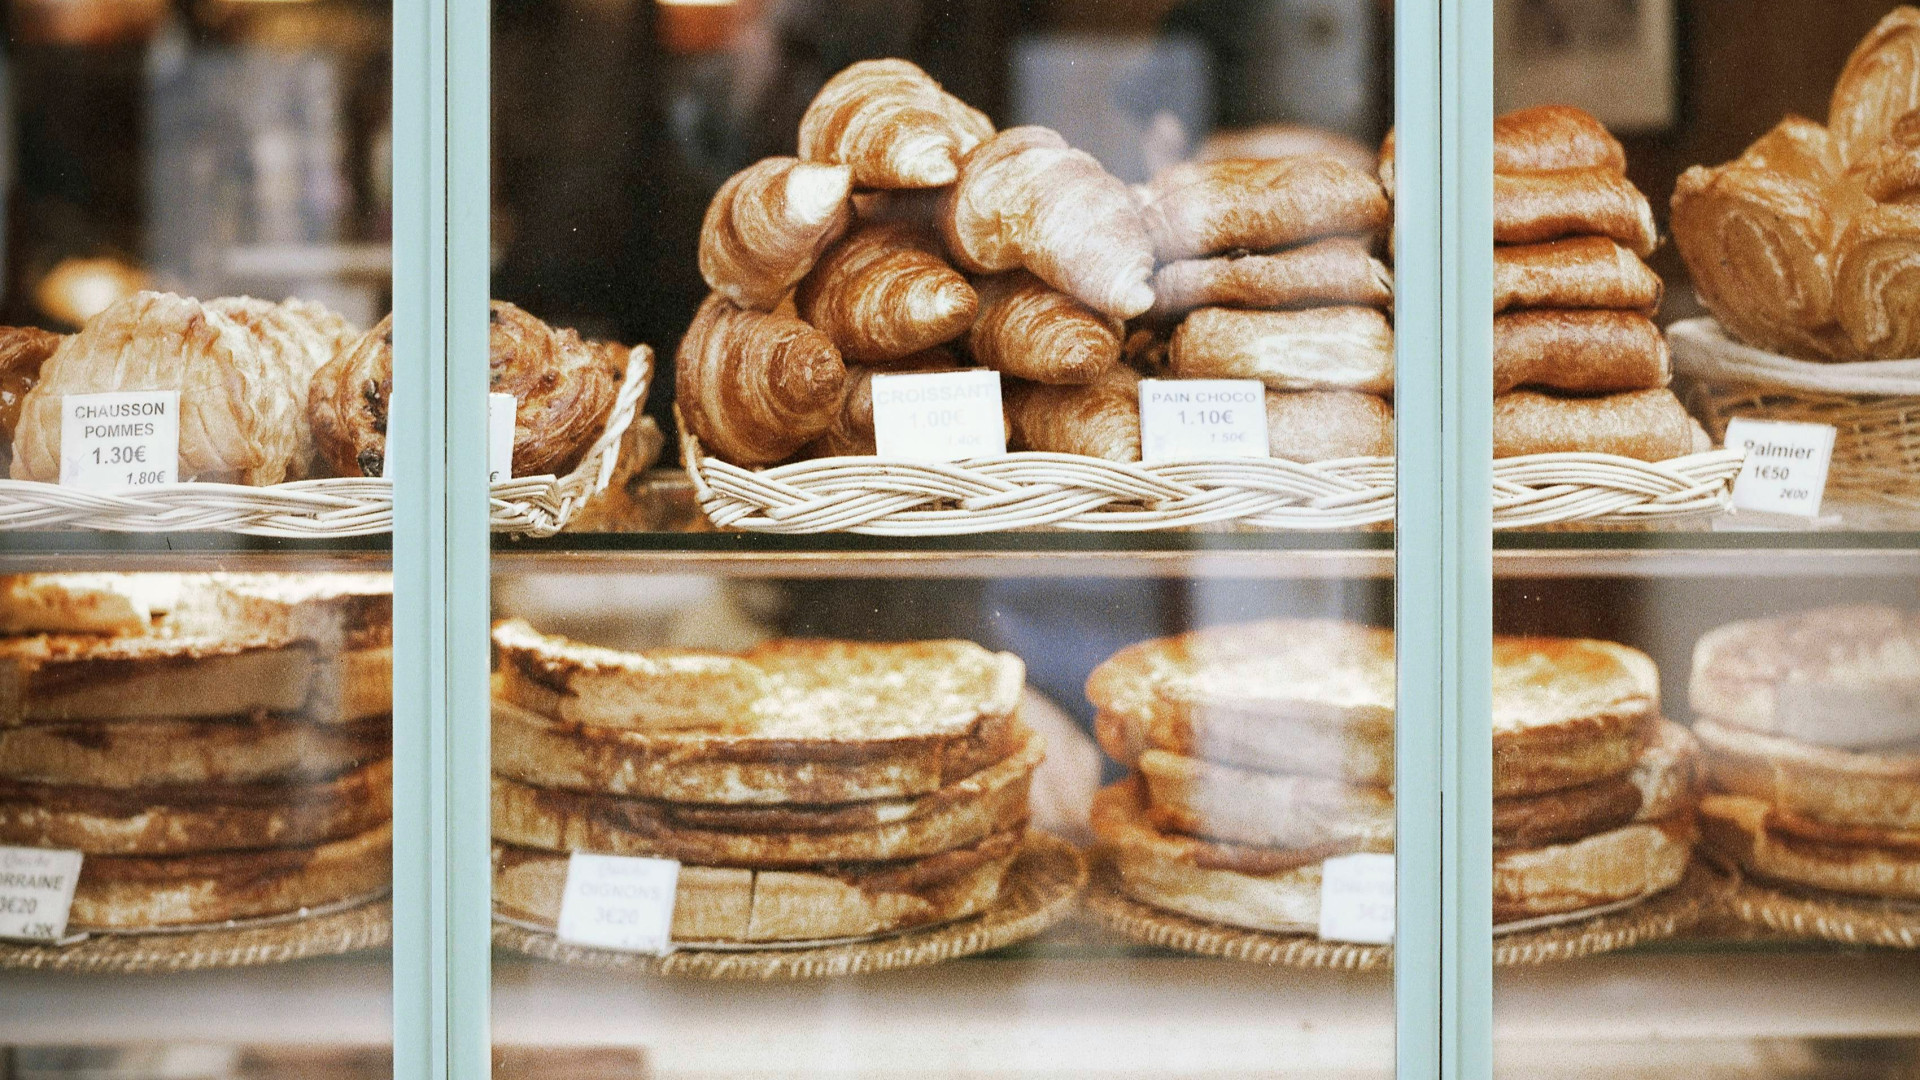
[678, 58, 1400, 467]
[1474, 105, 1705, 462]
[1674, 6, 1920, 363]
[0, 294, 634, 489]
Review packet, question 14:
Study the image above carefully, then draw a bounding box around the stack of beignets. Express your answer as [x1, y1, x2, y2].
[1087, 620, 1698, 934]
[488, 620, 1045, 946]
[1478, 106, 1702, 462]
[1690, 607, 1920, 907]
[0, 573, 393, 931]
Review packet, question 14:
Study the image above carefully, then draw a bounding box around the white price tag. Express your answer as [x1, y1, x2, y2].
[0, 846, 82, 943]
[871, 370, 1006, 462]
[1724, 418, 1837, 518]
[58, 390, 179, 490]
[1318, 852, 1394, 945]
[1138, 378, 1269, 462]
[555, 852, 679, 955]
[488, 393, 517, 482]
[381, 392, 396, 479]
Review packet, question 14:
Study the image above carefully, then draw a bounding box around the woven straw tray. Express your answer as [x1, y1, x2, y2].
[1716, 871, 1920, 950]
[0, 350, 651, 538]
[491, 831, 1085, 980]
[1082, 859, 1723, 968]
[0, 896, 391, 974]
[679, 414, 1742, 534]
[1672, 316, 1920, 522]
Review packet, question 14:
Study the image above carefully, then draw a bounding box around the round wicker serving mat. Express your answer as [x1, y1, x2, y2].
[0, 898, 391, 974]
[1721, 875, 1920, 949]
[1492, 861, 1725, 966]
[1079, 862, 1390, 970]
[491, 830, 1087, 980]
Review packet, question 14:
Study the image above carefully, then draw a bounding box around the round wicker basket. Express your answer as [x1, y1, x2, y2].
[678, 413, 1742, 534]
[0, 348, 651, 538]
[1672, 316, 1920, 522]
[0, 897, 391, 974]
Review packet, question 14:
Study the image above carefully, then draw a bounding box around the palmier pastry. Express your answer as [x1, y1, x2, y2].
[1835, 202, 1920, 359]
[1829, 7, 1920, 167]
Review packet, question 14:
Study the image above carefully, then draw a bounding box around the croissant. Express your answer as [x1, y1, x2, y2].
[0, 326, 62, 469]
[1168, 306, 1395, 394]
[969, 271, 1122, 385]
[795, 222, 977, 364]
[1492, 310, 1671, 395]
[676, 293, 847, 466]
[1493, 389, 1703, 462]
[1003, 366, 1141, 461]
[699, 157, 854, 312]
[1492, 237, 1662, 314]
[940, 126, 1156, 320]
[1835, 203, 1920, 358]
[1493, 106, 1628, 175]
[1494, 169, 1658, 255]
[1830, 7, 1920, 167]
[1670, 160, 1852, 359]
[1148, 237, 1393, 322]
[802, 350, 965, 458]
[13, 292, 298, 484]
[1265, 391, 1393, 462]
[798, 59, 994, 189]
[209, 296, 357, 479]
[1141, 156, 1390, 262]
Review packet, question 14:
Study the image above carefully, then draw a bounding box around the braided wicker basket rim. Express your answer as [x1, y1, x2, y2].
[490, 830, 1086, 980]
[1718, 871, 1920, 949]
[678, 412, 1742, 534]
[0, 897, 391, 973]
[0, 349, 652, 538]
[1491, 861, 1724, 966]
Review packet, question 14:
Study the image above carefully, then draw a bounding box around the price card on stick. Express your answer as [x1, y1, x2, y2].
[555, 852, 679, 955]
[1318, 852, 1394, 945]
[1138, 379, 1268, 462]
[0, 845, 83, 943]
[871, 370, 1006, 462]
[1723, 418, 1837, 518]
[487, 393, 517, 482]
[58, 390, 179, 490]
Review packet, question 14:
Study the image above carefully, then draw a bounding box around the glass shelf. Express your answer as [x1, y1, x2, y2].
[0, 534, 393, 572]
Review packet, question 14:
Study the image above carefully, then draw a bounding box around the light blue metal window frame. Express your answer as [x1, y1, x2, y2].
[429, 0, 1499, 1076]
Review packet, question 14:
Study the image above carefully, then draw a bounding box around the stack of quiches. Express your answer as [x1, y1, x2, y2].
[1691, 607, 1920, 911]
[0, 573, 392, 932]
[1087, 620, 1701, 938]
[488, 621, 1043, 946]
[1474, 106, 1707, 463]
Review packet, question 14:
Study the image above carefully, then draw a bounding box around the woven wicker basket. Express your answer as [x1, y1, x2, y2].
[0, 348, 651, 538]
[679, 412, 1741, 534]
[1671, 317, 1920, 522]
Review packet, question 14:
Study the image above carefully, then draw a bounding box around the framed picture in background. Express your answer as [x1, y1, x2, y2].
[1494, 0, 1675, 132]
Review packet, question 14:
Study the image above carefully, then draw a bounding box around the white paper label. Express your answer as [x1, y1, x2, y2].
[871, 370, 1006, 462]
[58, 390, 179, 490]
[1318, 852, 1395, 945]
[0, 846, 83, 942]
[1138, 378, 1269, 463]
[487, 393, 517, 482]
[555, 852, 679, 955]
[380, 392, 396, 479]
[1724, 418, 1837, 518]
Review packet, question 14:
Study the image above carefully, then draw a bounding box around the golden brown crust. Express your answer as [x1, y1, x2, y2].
[308, 315, 394, 477]
[799, 353, 967, 458]
[1492, 237, 1663, 314]
[797, 59, 993, 190]
[1095, 776, 1387, 876]
[0, 715, 387, 788]
[1003, 366, 1141, 462]
[1494, 169, 1658, 256]
[1696, 720, 1920, 833]
[970, 271, 1124, 385]
[1492, 389, 1702, 461]
[1492, 310, 1672, 395]
[0, 758, 391, 855]
[1140, 156, 1390, 262]
[491, 732, 1037, 867]
[941, 126, 1155, 319]
[1834, 202, 1920, 358]
[1168, 306, 1395, 393]
[69, 821, 391, 929]
[1493, 105, 1629, 175]
[1263, 390, 1394, 462]
[676, 293, 847, 466]
[0, 325, 63, 465]
[486, 301, 622, 477]
[1829, 7, 1920, 167]
[1491, 814, 1695, 922]
[795, 222, 976, 364]
[1146, 237, 1393, 323]
[699, 157, 854, 312]
[1700, 793, 1920, 901]
[1494, 719, 1697, 848]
